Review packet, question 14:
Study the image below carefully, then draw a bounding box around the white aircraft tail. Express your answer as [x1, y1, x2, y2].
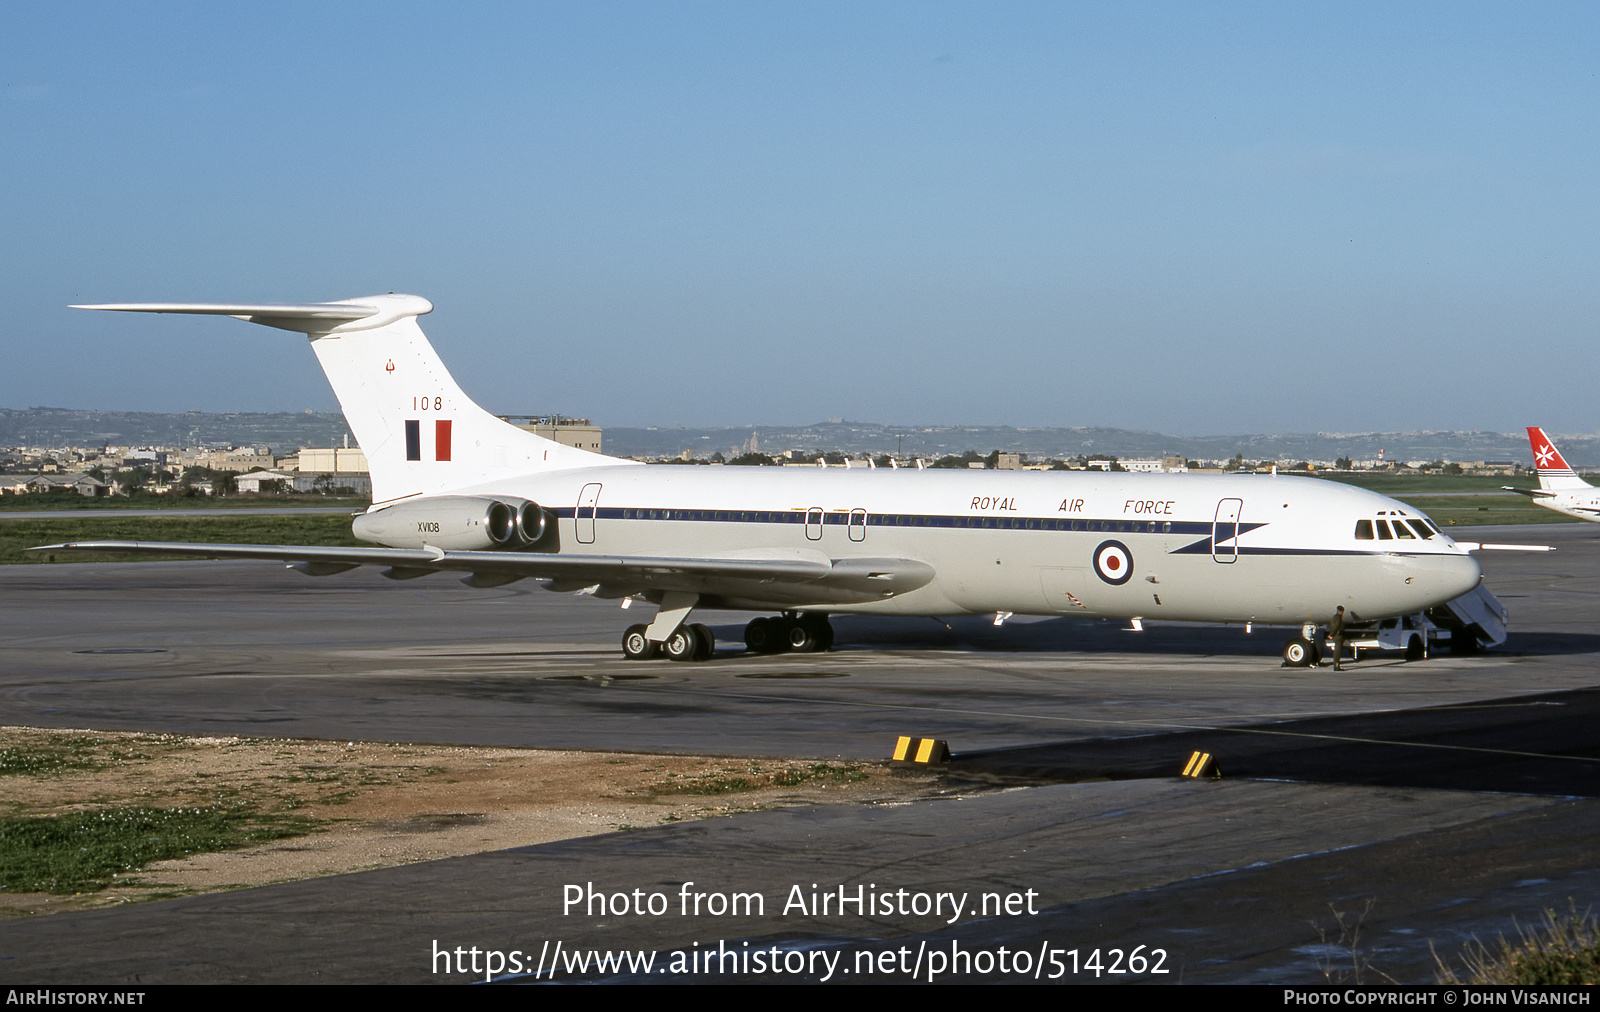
[72, 294, 632, 503]
[1526, 427, 1591, 491]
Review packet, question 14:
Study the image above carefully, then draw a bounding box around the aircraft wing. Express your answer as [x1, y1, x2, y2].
[29, 541, 935, 606]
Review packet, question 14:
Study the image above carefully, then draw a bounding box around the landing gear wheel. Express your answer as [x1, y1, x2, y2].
[810, 615, 835, 652]
[690, 623, 715, 661]
[786, 620, 816, 652]
[745, 617, 786, 654]
[788, 614, 833, 652]
[622, 624, 658, 660]
[1405, 635, 1426, 662]
[1282, 637, 1315, 667]
[664, 626, 699, 662]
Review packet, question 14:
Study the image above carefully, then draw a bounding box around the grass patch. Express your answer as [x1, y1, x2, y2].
[1392, 495, 1577, 527]
[3, 515, 363, 565]
[0, 733, 159, 777]
[0, 805, 318, 894]
[773, 763, 868, 787]
[1436, 904, 1600, 985]
[1313, 474, 1522, 493]
[649, 762, 867, 796]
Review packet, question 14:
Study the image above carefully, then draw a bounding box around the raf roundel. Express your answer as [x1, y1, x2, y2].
[1093, 540, 1134, 585]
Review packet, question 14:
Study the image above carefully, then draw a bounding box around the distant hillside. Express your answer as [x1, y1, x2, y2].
[3, 408, 1592, 467]
[603, 422, 1592, 467]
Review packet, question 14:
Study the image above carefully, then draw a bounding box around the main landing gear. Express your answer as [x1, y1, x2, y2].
[623, 622, 715, 662]
[617, 594, 833, 663]
[744, 613, 834, 654]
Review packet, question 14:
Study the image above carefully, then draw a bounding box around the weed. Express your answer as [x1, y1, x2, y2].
[1435, 902, 1600, 985]
[1312, 899, 1394, 984]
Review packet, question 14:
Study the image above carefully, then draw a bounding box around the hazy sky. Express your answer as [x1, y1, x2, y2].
[4, 2, 1598, 434]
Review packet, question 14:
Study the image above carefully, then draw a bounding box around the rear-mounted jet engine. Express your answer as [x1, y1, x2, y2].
[352, 496, 551, 551]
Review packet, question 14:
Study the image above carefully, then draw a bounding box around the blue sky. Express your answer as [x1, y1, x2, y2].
[4, 2, 1598, 434]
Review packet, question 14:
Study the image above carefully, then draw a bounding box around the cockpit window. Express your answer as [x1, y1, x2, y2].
[1392, 521, 1416, 539]
[1354, 519, 1374, 540]
[1375, 519, 1394, 540]
[1406, 520, 1435, 539]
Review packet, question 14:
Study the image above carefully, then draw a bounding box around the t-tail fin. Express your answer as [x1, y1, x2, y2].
[1526, 427, 1591, 491]
[71, 294, 633, 504]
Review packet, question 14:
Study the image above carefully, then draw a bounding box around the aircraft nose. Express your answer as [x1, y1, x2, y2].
[1406, 552, 1483, 607]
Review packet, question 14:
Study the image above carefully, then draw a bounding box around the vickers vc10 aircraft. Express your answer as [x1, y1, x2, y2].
[1505, 427, 1600, 521]
[44, 294, 1493, 666]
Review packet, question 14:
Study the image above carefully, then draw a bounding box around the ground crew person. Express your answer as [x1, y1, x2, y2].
[1327, 605, 1349, 670]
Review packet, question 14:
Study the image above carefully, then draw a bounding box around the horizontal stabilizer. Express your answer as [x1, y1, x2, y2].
[1502, 486, 1555, 498]
[71, 302, 380, 320]
[69, 298, 415, 337]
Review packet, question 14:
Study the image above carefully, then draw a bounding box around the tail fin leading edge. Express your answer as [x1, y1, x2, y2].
[72, 294, 633, 504]
[1526, 427, 1590, 491]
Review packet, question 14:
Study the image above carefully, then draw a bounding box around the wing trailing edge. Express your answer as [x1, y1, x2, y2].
[28, 542, 936, 606]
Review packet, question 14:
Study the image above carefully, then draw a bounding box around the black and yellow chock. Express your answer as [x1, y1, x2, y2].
[892, 736, 951, 765]
[1181, 750, 1221, 779]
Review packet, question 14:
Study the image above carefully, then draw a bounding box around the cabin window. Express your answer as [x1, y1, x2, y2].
[1354, 520, 1374, 540]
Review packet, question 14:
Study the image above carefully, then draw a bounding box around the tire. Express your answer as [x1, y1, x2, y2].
[1405, 635, 1425, 662]
[663, 627, 699, 662]
[690, 623, 715, 661]
[810, 616, 835, 652]
[1282, 637, 1314, 667]
[786, 620, 816, 652]
[621, 624, 657, 660]
[800, 611, 838, 653]
[745, 617, 782, 653]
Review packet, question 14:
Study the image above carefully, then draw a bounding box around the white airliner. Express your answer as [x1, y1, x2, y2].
[1505, 427, 1600, 521]
[44, 294, 1492, 666]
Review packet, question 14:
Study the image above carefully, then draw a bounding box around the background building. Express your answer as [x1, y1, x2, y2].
[501, 416, 603, 455]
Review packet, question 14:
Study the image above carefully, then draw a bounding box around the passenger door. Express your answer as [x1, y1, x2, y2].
[1213, 498, 1242, 563]
[576, 483, 602, 544]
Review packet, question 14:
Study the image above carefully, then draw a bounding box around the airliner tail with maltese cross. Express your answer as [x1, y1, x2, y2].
[1504, 427, 1600, 520]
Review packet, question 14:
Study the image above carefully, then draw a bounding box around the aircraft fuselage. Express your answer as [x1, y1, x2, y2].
[446, 464, 1482, 624]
